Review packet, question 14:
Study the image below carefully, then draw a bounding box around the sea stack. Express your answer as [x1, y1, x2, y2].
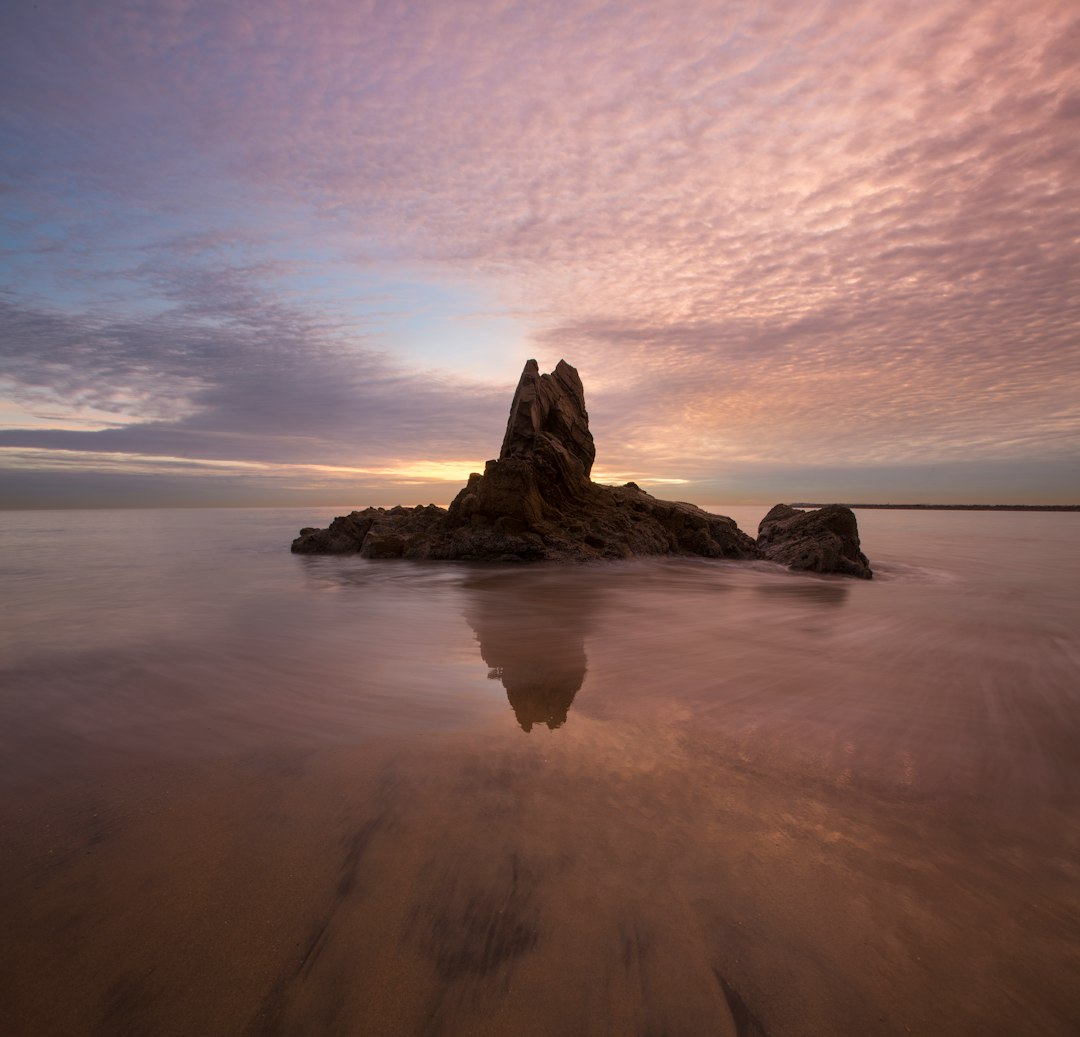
[291, 359, 871, 577]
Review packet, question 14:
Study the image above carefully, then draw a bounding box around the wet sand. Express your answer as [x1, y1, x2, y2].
[3, 712, 1079, 1036]
[2, 509, 1079, 1035]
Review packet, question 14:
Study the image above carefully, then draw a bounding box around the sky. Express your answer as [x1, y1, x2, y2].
[1, 0, 1078, 509]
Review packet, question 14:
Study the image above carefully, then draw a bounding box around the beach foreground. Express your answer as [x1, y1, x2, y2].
[2, 507, 1078, 1035]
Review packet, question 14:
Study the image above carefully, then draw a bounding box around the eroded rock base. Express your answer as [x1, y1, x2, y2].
[291, 481, 759, 563]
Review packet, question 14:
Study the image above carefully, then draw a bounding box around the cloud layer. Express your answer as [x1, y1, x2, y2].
[2, 0, 1078, 503]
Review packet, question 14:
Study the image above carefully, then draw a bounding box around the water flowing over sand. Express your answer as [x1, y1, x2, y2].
[2, 507, 1079, 1035]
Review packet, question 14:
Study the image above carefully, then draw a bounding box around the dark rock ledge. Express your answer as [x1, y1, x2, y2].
[291, 359, 872, 578]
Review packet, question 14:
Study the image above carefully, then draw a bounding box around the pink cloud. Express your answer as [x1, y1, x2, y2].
[2, 0, 1077, 498]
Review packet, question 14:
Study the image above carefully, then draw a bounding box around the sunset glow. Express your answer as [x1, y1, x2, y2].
[2, 0, 1078, 506]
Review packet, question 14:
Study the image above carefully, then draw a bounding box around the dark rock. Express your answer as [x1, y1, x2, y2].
[756, 504, 873, 579]
[500, 359, 595, 485]
[291, 360, 871, 576]
[291, 504, 447, 557]
[291, 509, 378, 554]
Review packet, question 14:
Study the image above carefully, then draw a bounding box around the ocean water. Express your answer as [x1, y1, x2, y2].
[1, 506, 1078, 1035]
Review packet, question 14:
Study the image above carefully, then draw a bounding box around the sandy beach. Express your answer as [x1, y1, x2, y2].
[2, 508, 1079, 1035]
[4, 711, 1079, 1036]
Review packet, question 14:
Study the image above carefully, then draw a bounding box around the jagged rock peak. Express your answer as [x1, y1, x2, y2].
[499, 359, 595, 478]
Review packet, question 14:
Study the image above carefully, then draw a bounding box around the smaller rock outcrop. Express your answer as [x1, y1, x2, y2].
[291, 504, 448, 558]
[756, 504, 872, 579]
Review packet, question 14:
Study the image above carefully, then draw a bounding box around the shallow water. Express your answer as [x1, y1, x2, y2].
[1, 506, 1078, 1035]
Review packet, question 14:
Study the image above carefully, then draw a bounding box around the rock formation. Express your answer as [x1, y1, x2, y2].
[757, 503, 873, 579]
[291, 359, 872, 577]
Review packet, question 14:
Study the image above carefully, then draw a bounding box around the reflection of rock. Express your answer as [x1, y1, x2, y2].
[757, 504, 873, 580]
[292, 360, 872, 577]
[463, 572, 600, 732]
[484, 643, 585, 733]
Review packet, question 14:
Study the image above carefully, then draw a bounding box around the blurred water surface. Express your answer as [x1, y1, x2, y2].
[1, 506, 1078, 1035]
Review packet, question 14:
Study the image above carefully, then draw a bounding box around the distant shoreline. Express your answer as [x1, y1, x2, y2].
[789, 503, 1080, 512]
